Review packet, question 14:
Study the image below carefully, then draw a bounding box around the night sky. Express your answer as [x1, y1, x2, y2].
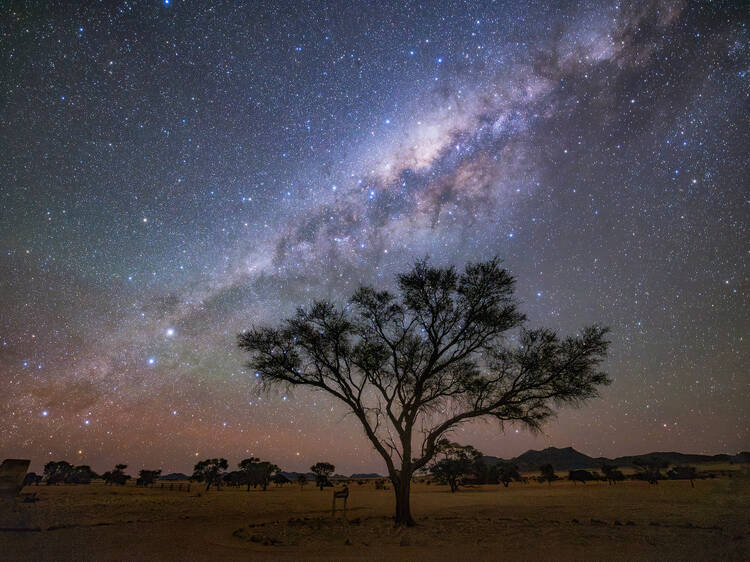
[1, 1, 748, 475]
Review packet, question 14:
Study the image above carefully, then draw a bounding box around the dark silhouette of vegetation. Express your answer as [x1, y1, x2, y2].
[539, 463, 556, 485]
[222, 471, 243, 487]
[272, 473, 291, 486]
[23, 472, 41, 486]
[238, 258, 611, 525]
[238, 458, 280, 491]
[68, 465, 98, 484]
[296, 474, 308, 490]
[103, 464, 131, 485]
[667, 465, 697, 487]
[137, 469, 162, 487]
[310, 462, 335, 490]
[634, 459, 667, 485]
[490, 462, 521, 487]
[429, 440, 483, 492]
[192, 458, 228, 490]
[43, 461, 73, 485]
[568, 469, 596, 485]
[601, 464, 625, 485]
[43, 462, 98, 485]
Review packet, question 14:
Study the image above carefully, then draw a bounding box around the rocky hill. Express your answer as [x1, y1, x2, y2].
[481, 446, 747, 472]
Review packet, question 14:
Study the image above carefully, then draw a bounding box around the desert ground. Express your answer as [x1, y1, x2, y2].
[2, 468, 749, 561]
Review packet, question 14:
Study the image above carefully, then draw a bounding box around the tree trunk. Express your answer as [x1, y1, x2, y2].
[393, 472, 415, 526]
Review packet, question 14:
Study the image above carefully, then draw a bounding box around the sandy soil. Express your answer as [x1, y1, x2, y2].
[1, 472, 748, 561]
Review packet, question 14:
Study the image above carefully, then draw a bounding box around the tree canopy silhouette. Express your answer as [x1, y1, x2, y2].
[103, 464, 130, 485]
[43, 461, 73, 485]
[310, 462, 335, 490]
[192, 458, 228, 490]
[238, 458, 280, 491]
[429, 440, 483, 492]
[540, 463, 556, 485]
[238, 258, 610, 525]
[138, 469, 162, 487]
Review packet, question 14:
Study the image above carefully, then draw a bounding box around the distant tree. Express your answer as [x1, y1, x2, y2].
[310, 462, 335, 490]
[429, 440, 483, 492]
[272, 473, 291, 486]
[238, 458, 280, 491]
[496, 463, 521, 487]
[667, 465, 697, 487]
[601, 464, 624, 485]
[473, 459, 490, 484]
[67, 465, 98, 484]
[23, 472, 42, 486]
[223, 471, 244, 487]
[138, 469, 162, 487]
[633, 459, 667, 485]
[568, 469, 596, 485]
[238, 258, 611, 525]
[540, 464, 556, 486]
[297, 474, 308, 490]
[192, 458, 228, 490]
[104, 464, 131, 485]
[255, 462, 280, 491]
[238, 457, 260, 491]
[43, 461, 74, 485]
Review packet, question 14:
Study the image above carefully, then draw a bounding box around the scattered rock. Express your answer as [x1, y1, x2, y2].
[262, 537, 276, 546]
[590, 519, 607, 526]
[626, 521, 636, 526]
[571, 518, 579, 524]
[614, 520, 623, 526]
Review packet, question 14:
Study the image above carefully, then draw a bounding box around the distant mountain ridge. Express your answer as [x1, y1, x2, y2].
[159, 472, 190, 480]
[482, 447, 749, 472]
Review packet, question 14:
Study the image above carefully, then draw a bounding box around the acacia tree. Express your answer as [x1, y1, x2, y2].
[310, 462, 335, 490]
[238, 258, 610, 526]
[138, 469, 162, 487]
[496, 462, 521, 487]
[540, 463, 556, 485]
[238, 458, 280, 491]
[68, 465, 97, 484]
[429, 440, 483, 492]
[43, 461, 73, 485]
[192, 458, 228, 490]
[103, 464, 131, 485]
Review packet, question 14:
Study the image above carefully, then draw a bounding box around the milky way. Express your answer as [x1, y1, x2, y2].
[1, 1, 748, 474]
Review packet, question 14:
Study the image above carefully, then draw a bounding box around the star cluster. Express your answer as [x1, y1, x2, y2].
[1, 1, 747, 474]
